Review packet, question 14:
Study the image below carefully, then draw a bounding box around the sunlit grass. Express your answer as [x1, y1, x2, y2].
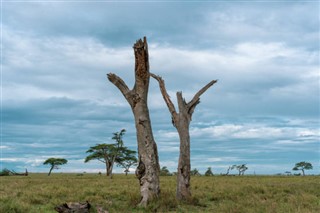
[1, 174, 319, 212]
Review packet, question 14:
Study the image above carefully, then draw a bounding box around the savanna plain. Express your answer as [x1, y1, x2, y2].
[1, 173, 319, 213]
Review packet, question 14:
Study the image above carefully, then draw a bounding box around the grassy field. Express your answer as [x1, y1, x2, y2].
[1, 173, 319, 213]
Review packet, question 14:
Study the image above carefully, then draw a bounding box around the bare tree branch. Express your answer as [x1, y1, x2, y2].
[107, 73, 134, 107]
[187, 79, 218, 114]
[150, 73, 178, 121]
[97, 159, 105, 163]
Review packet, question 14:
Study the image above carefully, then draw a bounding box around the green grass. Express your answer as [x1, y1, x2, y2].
[1, 174, 319, 212]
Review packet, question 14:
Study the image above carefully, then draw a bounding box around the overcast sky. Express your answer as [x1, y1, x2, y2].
[1, 1, 319, 175]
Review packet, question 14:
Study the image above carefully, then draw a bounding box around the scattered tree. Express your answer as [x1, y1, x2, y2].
[151, 73, 217, 201]
[292, 161, 313, 176]
[108, 37, 160, 206]
[285, 171, 292, 176]
[160, 166, 171, 176]
[43, 158, 68, 176]
[205, 167, 214, 176]
[116, 148, 138, 176]
[233, 164, 248, 176]
[109, 129, 127, 177]
[85, 129, 129, 178]
[190, 168, 201, 176]
[223, 166, 233, 176]
[85, 143, 117, 177]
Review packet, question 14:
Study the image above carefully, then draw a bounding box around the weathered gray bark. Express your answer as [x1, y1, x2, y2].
[54, 201, 91, 213]
[151, 73, 217, 201]
[107, 37, 160, 206]
[54, 201, 109, 213]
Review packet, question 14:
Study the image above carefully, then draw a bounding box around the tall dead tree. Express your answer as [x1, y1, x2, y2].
[107, 37, 160, 206]
[151, 73, 217, 201]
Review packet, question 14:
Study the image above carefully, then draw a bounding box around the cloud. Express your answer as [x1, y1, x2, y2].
[200, 2, 318, 49]
[3, 20, 317, 117]
[0, 146, 11, 150]
[189, 123, 319, 141]
[2, 1, 319, 175]
[1, 158, 19, 162]
[3, 28, 134, 102]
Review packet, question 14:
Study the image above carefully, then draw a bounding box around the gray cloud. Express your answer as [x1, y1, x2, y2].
[3, 2, 317, 49]
[2, 1, 319, 174]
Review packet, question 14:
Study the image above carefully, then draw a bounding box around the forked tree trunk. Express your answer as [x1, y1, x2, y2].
[107, 37, 160, 206]
[151, 73, 217, 201]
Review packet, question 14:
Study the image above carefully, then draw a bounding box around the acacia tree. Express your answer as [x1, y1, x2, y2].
[85, 129, 127, 178]
[151, 73, 217, 201]
[160, 166, 171, 176]
[107, 37, 160, 206]
[43, 158, 68, 176]
[292, 161, 313, 176]
[190, 168, 201, 176]
[109, 129, 126, 177]
[116, 148, 138, 176]
[205, 167, 214, 176]
[85, 143, 116, 176]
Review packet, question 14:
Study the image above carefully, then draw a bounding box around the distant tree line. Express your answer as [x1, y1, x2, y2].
[157, 162, 314, 177]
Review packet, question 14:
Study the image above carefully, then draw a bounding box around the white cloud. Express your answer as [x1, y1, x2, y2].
[158, 146, 179, 152]
[189, 124, 319, 141]
[25, 158, 46, 167]
[192, 125, 242, 138]
[275, 140, 306, 145]
[0, 146, 11, 150]
[26, 143, 61, 148]
[233, 126, 283, 139]
[202, 157, 242, 163]
[159, 160, 179, 169]
[156, 130, 179, 140]
[0, 158, 19, 162]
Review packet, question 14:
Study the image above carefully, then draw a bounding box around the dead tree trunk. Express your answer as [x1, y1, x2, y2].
[151, 73, 217, 201]
[107, 37, 160, 206]
[54, 201, 91, 213]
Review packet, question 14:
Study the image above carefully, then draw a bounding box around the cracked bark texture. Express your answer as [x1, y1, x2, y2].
[107, 37, 160, 206]
[151, 73, 217, 201]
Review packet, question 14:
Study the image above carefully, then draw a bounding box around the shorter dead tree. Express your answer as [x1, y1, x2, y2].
[151, 73, 217, 201]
